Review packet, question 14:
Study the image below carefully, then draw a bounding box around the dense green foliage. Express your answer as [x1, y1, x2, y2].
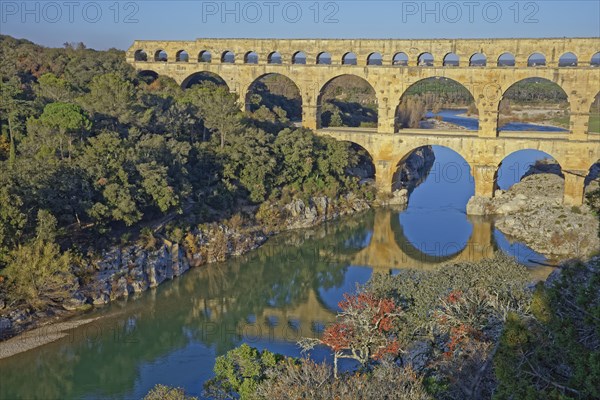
[493, 260, 600, 399]
[204, 344, 284, 399]
[0, 35, 363, 310]
[144, 384, 198, 400]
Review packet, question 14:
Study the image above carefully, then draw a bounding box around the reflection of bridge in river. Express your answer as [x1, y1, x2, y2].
[194, 209, 541, 341]
[346, 210, 496, 273]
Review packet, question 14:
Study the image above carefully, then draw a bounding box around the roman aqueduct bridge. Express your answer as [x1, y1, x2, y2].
[127, 38, 600, 206]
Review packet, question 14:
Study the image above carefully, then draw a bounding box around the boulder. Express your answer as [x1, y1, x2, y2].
[62, 292, 87, 311]
[466, 196, 491, 216]
[0, 317, 12, 333]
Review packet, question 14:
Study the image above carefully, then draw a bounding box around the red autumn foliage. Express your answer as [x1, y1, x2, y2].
[447, 290, 463, 304]
[320, 293, 403, 365]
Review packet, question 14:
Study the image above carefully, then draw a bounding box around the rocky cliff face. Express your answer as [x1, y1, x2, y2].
[281, 194, 370, 230]
[380, 146, 436, 206]
[392, 146, 436, 194]
[467, 173, 599, 258]
[83, 241, 190, 305]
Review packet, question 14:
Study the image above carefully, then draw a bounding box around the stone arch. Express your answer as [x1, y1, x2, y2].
[137, 70, 158, 84]
[528, 52, 546, 67]
[292, 51, 307, 64]
[495, 149, 564, 192]
[317, 52, 332, 65]
[443, 52, 459, 67]
[592, 52, 600, 67]
[344, 142, 376, 183]
[268, 51, 282, 64]
[175, 50, 189, 62]
[391, 145, 473, 194]
[244, 51, 258, 64]
[181, 71, 229, 90]
[318, 74, 378, 128]
[154, 50, 168, 62]
[584, 160, 600, 196]
[469, 52, 486, 66]
[134, 49, 147, 61]
[498, 52, 515, 67]
[393, 52, 408, 66]
[367, 52, 383, 65]
[221, 50, 235, 63]
[589, 92, 600, 134]
[342, 52, 357, 65]
[558, 52, 578, 67]
[498, 77, 570, 133]
[245, 73, 302, 121]
[198, 50, 212, 63]
[395, 77, 478, 132]
[417, 52, 434, 66]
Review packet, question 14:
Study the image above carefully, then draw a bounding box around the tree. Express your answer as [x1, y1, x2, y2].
[80, 73, 136, 125]
[220, 128, 277, 202]
[2, 210, 74, 310]
[144, 385, 198, 400]
[185, 83, 243, 148]
[299, 292, 404, 378]
[329, 111, 343, 127]
[204, 343, 283, 399]
[0, 77, 31, 165]
[493, 261, 600, 399]
[35, 73, 75, 102]
[37, 102, 91, 160]
[78, 131, 142, 226]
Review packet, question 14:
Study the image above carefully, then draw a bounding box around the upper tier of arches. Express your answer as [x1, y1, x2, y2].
[129, 38, 600, 68]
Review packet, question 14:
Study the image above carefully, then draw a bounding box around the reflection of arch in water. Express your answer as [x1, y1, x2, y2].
[391, 212, 466, 263]
[348, 209, 495, 272]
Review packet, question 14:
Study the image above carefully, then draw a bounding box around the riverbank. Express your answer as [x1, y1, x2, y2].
[0, 144, 440, 345]
[0, 192, 373, 353]
[467, 171, 599, 258]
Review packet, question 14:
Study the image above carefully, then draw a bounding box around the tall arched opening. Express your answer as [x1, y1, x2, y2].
[318, 75, 377, 128]
[245, 73, 302, 123]
[181, 71, 228, 90]
[395, 77, 478, 132]
[498, 78, 569, 133]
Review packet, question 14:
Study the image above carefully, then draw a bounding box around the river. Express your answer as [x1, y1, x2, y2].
[0, 140, 560, 399]
[425, 108, 569, 132]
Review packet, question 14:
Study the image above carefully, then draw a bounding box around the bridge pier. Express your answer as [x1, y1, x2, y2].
[569, 112, 591, 141]
[478, 113, 499, 137]
[377, 95, 397, 133]
[471, 164, 498, 198]
[563, 171, 587, 206]
[375, 160, 395, 194]
[302, 105, 321, 130]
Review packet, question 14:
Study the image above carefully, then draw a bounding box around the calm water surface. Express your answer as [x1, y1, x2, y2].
[428, 108, 568, 132]
[0, 146, 556, 399]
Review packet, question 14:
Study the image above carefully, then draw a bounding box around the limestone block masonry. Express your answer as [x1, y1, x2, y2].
[127, 38, 600, 206]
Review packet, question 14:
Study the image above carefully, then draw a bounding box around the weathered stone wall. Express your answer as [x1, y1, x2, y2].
[125, 37, 600, 206]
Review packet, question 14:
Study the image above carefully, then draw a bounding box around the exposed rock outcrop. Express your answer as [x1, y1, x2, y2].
[280, 194, 370, 230]
[467, 173, 599, 257]
[392, 146, 436, 193]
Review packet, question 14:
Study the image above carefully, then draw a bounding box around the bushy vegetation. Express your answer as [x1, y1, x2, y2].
[0, 35, 365, 312]
[144, 384, 198, 400]
[204, 256, 599, 399]
[493, 260, 600, 399]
